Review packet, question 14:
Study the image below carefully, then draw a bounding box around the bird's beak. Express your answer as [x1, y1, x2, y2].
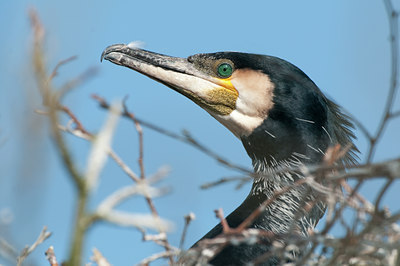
[101, 44, 238, 116]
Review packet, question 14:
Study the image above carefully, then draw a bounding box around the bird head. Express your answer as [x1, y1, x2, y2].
[101, 44, 357, 168]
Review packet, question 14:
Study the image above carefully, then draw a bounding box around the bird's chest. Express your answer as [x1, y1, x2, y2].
[251, 175, 315, 235]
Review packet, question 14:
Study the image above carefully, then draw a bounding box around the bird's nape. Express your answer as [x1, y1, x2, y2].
[101, 44, 358, 265]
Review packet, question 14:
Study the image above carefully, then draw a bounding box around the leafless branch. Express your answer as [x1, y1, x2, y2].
[29, 9, 176, 265]
[365, 0, 399, 163]
[24, 1, 399, 265]
[138, 250, 180, 265]
[180, 212, 196, 249]
[119, 99, 175, 264]
[16, 226, 52, 266]
[92, 94, 252, 174]
[45, 246, 59, 266]
[48, 56, 77, 81]
[0, 237, 18, 263]
[200, 175, 252, 190]
[90, 248, 111, 266]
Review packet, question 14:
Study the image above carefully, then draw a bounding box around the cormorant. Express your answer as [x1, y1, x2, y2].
[101, 44, 357, 265]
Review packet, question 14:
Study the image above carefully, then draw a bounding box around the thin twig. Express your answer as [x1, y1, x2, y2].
[366, 0, 399, 162]
[16, 227, 52, 266]
[90, 248, 111, 266]
[374, 178, 394, 212]
[200, 176, 252, 190]
[138, 250, 180, 265]
[122, 96, 146, 179]
[123, 100, 175, 264]
[0, 237, 18, 263]
[92, 94, 252, 174]
[55, 121, 141, 182]
[29, 10, 91, 266]
[93, 95, 175, 263]
[215, 208, 231, 233]
[108, 149, 141, 182]
[48, 56, 77, 81]
[45, 246, 59, 266]
[60, 105, 91, 135]
[180, 212, 196, 249]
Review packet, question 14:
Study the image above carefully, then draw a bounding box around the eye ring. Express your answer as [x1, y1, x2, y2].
[217, 63, 233, 78]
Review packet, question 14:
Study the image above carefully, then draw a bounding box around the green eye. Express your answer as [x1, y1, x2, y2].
[217, 63, 233, 78]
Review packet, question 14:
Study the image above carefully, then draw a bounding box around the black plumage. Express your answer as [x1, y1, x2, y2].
[101, 45, 358, 265]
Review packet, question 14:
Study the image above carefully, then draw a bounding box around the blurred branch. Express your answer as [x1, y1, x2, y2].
[45, 246, 59, 266]
[45, 104, 176, 261]
[60, 105, 91, 135]
[202, 154, 400, 190]
[29, 9, 91, 265]
[92, 94, 252, 175]
[95, 182, 173, 232]
[179, 212, 196, 249]
[200, 175, 252, 190]
[37, 79, 176, 263]
[48, 56, 77, 81]
[25, 0, 399, 265]
[85, 103, 121, 190]
[16, 226, 52, 266]
[90, 248, 110, 266]
[99, 211, 173, 232]
[30, 7, 85, 195]
[30, 8, 177, 265]
[0, 237, 18, 263]
[214, 208, 231, 234]
[97, 184, 169, 213]
[57, 123, 142, 182]
[138, 250, 180, 266]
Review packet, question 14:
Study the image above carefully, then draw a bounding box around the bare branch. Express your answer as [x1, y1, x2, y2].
[138, 250, 180, 265]
[97, 183, 169, 213]
[180, 212, 196, 249]
[92, 94, 252, 174]
[45, 246, 59, 266]
[0, 237, 18, 263]
[48, 56, 77, 81]
[60, 105, 91, 135]
[55, 122, 141, 182]
[98, 210, 174, 232]
[86, 102, 121, 190]
[17, 226, 52, 266]
[200, 175, 252, 190]
[90, 248, 111, 266]
[122, 96, 146, 179]
[215, 208, 231, 233]
[366, 0, 399, 162]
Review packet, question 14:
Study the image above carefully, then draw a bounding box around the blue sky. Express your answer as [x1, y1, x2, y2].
[1, 1, 399, 265]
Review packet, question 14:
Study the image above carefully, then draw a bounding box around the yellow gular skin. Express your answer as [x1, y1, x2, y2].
[216, 78, 238, 95]
[203, 78, 239, 116]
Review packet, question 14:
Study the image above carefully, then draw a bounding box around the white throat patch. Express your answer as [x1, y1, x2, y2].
[211, 69, 275, 138]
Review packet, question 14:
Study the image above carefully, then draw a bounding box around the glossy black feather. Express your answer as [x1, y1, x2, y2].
[193, 52, 358, 265]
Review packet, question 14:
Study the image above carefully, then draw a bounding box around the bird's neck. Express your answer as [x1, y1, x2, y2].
[197, 120, 329, 266]
[235, 120, 329, 235]
[201, 118, 330, 239]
